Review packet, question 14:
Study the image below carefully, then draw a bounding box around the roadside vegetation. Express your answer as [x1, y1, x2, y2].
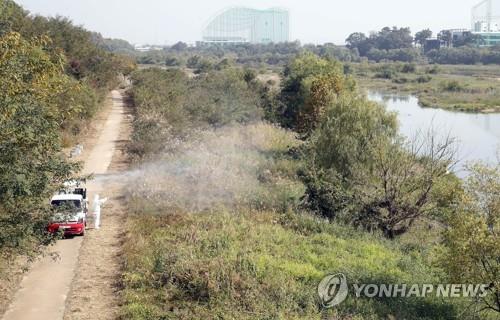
[0, 0, 135, 308]
[122, 53, 499, 319]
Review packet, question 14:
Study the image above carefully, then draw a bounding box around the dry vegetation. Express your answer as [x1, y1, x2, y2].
[118, 63, 497, 319]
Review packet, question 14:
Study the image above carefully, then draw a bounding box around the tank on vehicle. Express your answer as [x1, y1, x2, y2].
[50, 194, 86, 223]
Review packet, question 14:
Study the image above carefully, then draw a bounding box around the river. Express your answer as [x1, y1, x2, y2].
[369, 92, 500, 176]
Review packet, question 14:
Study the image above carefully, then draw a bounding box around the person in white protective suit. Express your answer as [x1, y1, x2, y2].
[92, 194, 108, 229]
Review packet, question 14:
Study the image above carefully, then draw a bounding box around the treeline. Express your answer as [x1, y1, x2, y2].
[347, 26, 500, 64]
[0, 0, 134, 260]
[138, 40, 500, 70]
[137, 26, 500, 67]
[426, 46, 500, 65]
[138, 41, 305, 68]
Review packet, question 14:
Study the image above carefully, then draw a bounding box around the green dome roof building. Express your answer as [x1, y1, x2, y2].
[202, 7, 289, 44]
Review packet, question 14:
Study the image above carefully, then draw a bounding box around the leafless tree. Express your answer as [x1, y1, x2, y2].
[353, 130, 459, 238]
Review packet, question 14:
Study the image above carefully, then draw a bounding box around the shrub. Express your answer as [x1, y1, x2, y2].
[374, 69, 395, 79]
[438, 163, 500, 317]
[416, 75, 432, 83]
[279, 53, 356, 133]
[165, 56, 180, 66]
[300, 94, 397, 219]
[400, 63, 416, 73]
[426, 65, 440, 74]
[441, 80, 465, 92]
[186, 55, 201, 69]
[392, 76, 409, 84]
[129, 67, 264, 159]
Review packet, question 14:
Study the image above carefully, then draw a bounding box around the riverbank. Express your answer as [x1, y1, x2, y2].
[353, 63, 500, 113]
[369, 92, 500, 175]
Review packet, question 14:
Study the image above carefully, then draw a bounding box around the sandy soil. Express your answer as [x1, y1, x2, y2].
[2, 90, 129, 320]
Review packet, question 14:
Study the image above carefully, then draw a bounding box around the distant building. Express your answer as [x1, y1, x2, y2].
[134, 44, 164, 52]
[474, 32, 500, 46]
[424, 38, 441, 52]
[473, 21, 500, 32]
[471, 0, 500, 46]
[450, 29, 471, 45]
[201, 7, 289, 44]
[437, 29, 473, 48]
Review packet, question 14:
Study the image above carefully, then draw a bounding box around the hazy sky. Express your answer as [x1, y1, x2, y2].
[15, 0, 481, 45]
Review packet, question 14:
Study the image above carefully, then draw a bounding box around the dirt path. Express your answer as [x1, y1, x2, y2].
[2, 90, 128, 320]
[63, 91, 132, 320]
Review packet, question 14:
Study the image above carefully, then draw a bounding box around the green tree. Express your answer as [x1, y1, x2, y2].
[171, 41, 188, 51]
[301, 94, 398, 219]
[374, 27, 414, 50]
[0, 32, 77, 257]
[415, 29, 433, 47]
[165, 56, 181, 67]
[279, 53, 356, 133]
[0, 0, 28, 36]
[346, 27, 415, 59]
[439, 163, 500, 315]
[453, 32, 485, 47]
[346, 32, 372, 56]
[438, 30, 452, 48]
[186, 55, 201, 69]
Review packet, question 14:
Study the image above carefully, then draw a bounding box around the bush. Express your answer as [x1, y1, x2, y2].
[400, 63, 416, 73]
[165, 56, 180, 66]
[300, 94, 397, 221]
[416, 75, 432, 83]
[441, 80, 465, 92]
[426, 65, 440, 74]
[374, 65, 397, 79]
[186, 55, 201, 69]
[438, 163, 500, 317]
[392, 76, 409, 84]
[279, 53, 356, 133]
[366, 48, 421, 62]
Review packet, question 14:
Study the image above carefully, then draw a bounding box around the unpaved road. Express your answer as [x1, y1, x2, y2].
[63, 91, 131, 320]
[2, 90, 127, 320]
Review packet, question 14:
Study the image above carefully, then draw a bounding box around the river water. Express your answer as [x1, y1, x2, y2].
[369, 92, 500, 175]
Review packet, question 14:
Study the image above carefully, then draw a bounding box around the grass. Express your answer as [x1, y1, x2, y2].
[352, 62, 500, 113]
[122, 209, 464, 320]
[121, 122, 466, 320]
